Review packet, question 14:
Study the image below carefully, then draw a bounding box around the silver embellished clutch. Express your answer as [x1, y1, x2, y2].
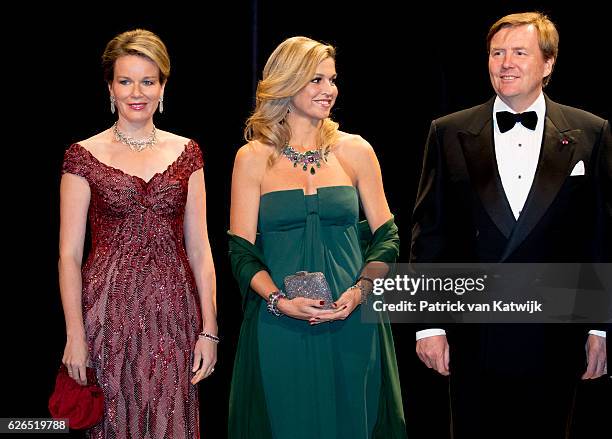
[283, 271, 334, 309]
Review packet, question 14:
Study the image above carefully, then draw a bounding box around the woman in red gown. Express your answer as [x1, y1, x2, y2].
[58, 29, 217, 438]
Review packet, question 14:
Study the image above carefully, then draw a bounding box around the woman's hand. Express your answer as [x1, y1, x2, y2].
[191, 337, 217, 384]
[309, 287, 362, 325]
[276, 297, 330, 321]
[62, 335, 89, 385]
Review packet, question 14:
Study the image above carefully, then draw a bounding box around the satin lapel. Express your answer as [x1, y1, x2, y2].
[459, 105, 516, 239]
[500, 101, 579, 261]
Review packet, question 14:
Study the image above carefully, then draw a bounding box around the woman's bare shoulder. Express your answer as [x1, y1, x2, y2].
[73, 130, 113, 155]
[334, 131, 374, 159]
[235, 140, 274, 164]
[156, 129, 193, 154]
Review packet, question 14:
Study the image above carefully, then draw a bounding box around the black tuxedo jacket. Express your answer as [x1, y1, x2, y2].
[410, 95, 611, 376]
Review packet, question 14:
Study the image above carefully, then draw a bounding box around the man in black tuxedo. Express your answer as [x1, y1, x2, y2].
[410, 12, 610, 439]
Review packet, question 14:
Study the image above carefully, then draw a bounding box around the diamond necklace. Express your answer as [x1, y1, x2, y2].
[281, 144, 329, 175]
[112, 122, 157, 152]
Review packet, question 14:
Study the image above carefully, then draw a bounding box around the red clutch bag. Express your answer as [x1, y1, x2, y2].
[48, 364, 104, 429]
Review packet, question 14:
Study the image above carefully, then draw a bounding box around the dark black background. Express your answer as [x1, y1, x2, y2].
[2, 1, 609, 437]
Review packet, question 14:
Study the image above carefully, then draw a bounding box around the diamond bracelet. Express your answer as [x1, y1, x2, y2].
[267, 291, 287, 316]
[198, 332, 220, 343]
[349, 276, 374, 303]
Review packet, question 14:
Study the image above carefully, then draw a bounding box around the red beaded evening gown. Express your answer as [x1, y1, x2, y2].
[61, 141, 203, 438]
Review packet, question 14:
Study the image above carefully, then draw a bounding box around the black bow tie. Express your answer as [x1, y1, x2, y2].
[496, 110, 538, 133]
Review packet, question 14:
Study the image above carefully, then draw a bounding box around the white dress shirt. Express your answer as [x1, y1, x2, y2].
[494, 93, 545, 219]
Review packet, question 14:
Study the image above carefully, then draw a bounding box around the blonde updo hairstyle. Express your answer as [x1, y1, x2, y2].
[102, 29, 170, 85]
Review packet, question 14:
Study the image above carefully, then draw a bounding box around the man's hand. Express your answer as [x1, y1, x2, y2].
[416, 335, 450, 376]
[582, 334, 607, 379]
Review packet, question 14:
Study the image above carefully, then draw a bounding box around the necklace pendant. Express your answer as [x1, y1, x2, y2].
[281, 144, 329, 174]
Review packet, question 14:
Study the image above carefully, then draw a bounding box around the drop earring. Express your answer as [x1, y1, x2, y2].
[159, 96, 164, 114]
[110, 95, 116, 114]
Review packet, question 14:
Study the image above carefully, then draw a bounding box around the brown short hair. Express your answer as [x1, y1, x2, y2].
[487, 12, 559, 86]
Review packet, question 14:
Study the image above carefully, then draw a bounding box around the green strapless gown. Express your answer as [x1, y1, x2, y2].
[242, 185, 404, 438]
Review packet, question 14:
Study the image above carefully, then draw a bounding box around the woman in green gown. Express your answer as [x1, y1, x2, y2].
[228, 36, 406, 439]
